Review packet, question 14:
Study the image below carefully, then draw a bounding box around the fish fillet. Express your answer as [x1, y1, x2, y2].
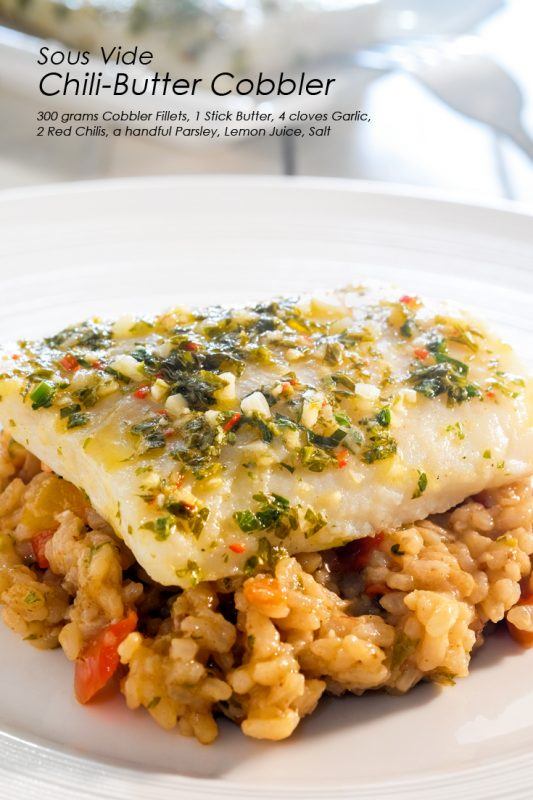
[0, 285, 531, 586]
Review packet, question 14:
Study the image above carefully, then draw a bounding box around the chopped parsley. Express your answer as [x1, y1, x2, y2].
[376, 407, 391, 427]
[166, 502, 209, 538]
[446, 422, 465, 440]
[66, 411, 89, 429]
[390, 631, 417, 670]
[141, 516, 173, 541]
[412, 470, 428, 499]
[399, 318, 415, 338]
[360, 411, 398, 464]
[166, 370, 226, 411]
[170, 414, 222, 478]
[234, 493, 297, 539]
[304, 507, 327, 537]
[131, 415, 168, 452]
[24, 590, 41, 605]
[410, 338, 480, 404]
[243, 536, 288, 576]
[175, 559, 201, 586]
[410, 362, 480, 404]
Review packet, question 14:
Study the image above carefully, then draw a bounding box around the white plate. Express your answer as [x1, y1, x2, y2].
[0, 176, 532, 800]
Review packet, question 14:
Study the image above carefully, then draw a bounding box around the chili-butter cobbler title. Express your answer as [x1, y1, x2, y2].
[37, 46, 336, 97]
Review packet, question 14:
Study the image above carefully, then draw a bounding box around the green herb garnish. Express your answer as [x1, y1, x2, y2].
[141, 516, 173, 541]
[412, 470, 428, 498]
[390, 631, 417, 670]
[30, 380, 55, 409]
[234, 493, 297, 539]
[175, 559, 201, 585]
[66, 411, 89, 429]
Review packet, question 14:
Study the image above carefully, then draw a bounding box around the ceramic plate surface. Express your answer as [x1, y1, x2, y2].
[0, 176, 532, 800]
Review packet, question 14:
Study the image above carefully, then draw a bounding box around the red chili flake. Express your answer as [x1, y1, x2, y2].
[174, 474, 185, 488]
[229, 543, 246, 554]
[133, 385, 150, 399]
[485, 390, 496, 399]
[59, 354, 80, 372]
[400, 295, 416, 306]
[184, 341, 199, 352]
[336, 448, 350, 469]
[163, 428, 174, 438]
[223, 412, 242, 432]
[12, 354, 20, 360]
[414, 347, 429, 361]
[92, 359, 104, 370]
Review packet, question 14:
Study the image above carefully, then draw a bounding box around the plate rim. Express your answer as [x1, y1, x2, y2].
[1, 173, 533, 223]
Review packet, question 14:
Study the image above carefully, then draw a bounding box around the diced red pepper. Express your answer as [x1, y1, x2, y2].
[74, 609, 138, 704]
[133, 385, 150, 399]
[336, 448, 350, 469]
[59, 354, 79, 372]
[229, 543, 246, 554]
[223, 412, 242, 432]
[414, 347, 429, 360]
[244, 576, 284, 607]
[338, 533, 385, 572]
[184, 341, 199, 352]
[365, 582, 390, 598]
[31, 529, 55, 569]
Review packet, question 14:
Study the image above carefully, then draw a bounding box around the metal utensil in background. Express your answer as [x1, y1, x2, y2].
[399, 38, 533, 159]
[357, 37, 533, 198]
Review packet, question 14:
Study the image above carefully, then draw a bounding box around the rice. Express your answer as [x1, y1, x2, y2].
[0, 431, 532, 743]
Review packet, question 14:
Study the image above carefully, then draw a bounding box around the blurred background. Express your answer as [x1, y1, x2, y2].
[0, 0, 532, 202]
